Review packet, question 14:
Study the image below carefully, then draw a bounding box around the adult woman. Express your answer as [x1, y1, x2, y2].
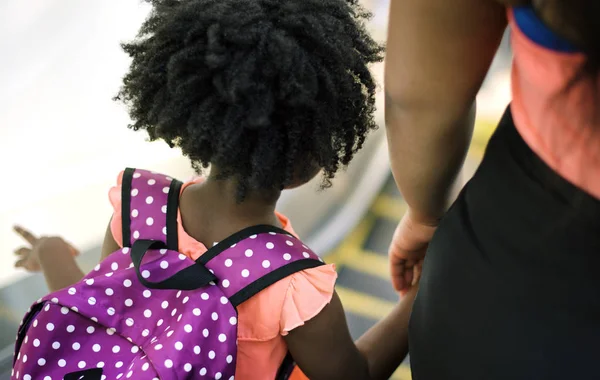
[385, 0, 600, 379]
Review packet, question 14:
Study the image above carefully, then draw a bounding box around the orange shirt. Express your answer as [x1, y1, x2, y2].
[508, 7, 600, 199]
[108, 172, 337, 379]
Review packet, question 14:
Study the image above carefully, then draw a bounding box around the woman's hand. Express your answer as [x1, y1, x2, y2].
[13, 225, 79, 272]
[389, 211, 437, 295]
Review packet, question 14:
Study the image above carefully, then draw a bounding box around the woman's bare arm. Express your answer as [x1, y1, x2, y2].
[385, 0, 508, 223]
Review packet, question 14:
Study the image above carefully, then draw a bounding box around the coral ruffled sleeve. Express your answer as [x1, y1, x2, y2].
[279, 263, 337, 335]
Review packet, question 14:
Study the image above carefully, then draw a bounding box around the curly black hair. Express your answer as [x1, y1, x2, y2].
[115, 0, 384, 198]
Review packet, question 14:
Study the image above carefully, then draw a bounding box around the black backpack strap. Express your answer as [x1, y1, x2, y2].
[201, 225, 325, 308]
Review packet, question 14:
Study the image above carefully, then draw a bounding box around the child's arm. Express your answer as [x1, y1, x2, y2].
[13, 221, 120, 292]
[284, 279, 418, 380]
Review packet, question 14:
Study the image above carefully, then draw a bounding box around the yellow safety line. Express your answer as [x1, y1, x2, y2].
[344, 250, 390, 281]
[371, 195, 406, 222]
[326, 215, 376, 267]
[336, 286, 396, 321]
[391, 365, 413, 380]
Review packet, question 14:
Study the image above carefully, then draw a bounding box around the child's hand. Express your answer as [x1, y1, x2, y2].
[389, 211, 436, 296]
[13, 225, 79, 272]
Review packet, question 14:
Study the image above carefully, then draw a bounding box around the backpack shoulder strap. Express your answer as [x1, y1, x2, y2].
[120, 167, 183, 250]
[200, 226, 324, 307]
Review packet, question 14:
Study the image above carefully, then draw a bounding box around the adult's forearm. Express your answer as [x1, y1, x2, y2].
[385, 98, 475, 223]
[37, 242, 85, 292]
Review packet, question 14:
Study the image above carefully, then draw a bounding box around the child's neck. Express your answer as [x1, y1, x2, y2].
[179, 174, 282, 247]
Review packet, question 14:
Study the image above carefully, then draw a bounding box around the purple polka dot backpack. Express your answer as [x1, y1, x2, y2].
[12, 168, 324, 380]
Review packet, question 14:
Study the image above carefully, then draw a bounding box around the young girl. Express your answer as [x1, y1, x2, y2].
[13, 0, 418, 379]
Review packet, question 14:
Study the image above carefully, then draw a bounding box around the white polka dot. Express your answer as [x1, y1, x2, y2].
[184, 324, 193, 333]
[208, 351, 216, 359]
[163, 186, 170, 194]
[142, 363, 149, 371]
[175, 341, 183, 351]
[201, 293, 209, 300]
[97, 362, 105, 368]
[178, 254, 186, 260]
[176, 290, 182, 298]
[226, 355, 233, 364]
[200, 368, 207, 376]
[131, 209, 139, 218]
[146, 196, 154, 204]
[230, 316, 237, 325]
[38, 358, 46, 366]
[193, 308, 201, 316]
[183, 363, 192, 372]
[123, 247, 130, 254]
[203, 329, 209, 338]
[303, 252, 310, 258]
[33, 320, 38, 327]
[220, 296, 228, 305]
[127, 371, 134, 379]
[146, 217, 154, 226]
[107, 327, 116, 335]
[144, 309, 152, 318]
[164, 359, 173, 368]
[113, 345, 121, 353]
[161, 205, 167, 213]
[215, 373, 222, 380]
[68, 287, 77, 295]
[194, 346, 201, 355]
[133, 231, 140, 239]
[154, 344, 163, 351]
[44, 304, 50, 312]
[218, 334, 227, 342]
[286, 240, 294, 246]
[177, 314, 183, 322]
[52, 342, 60, 349]
[58, 359, 66, 367]
[94, 264, 101, 271]
[142, 329, 150, 337]
[143, 289, 152, 298]
[147, 179, 156, 185]
[131, 346, 139, 354]
[87, 326, 95, 334]
[93, 344, 101, 352]
[117, 374, 123, 379]
[72, 342, 81, 350]
[163, 227, 167, 235]
[85, 279, 94, 286]
[161, 300, 169, 309]
[23, 375, 31, 380]
[78, 361, 86, 369]
[262, 260, 271, 268]
[241, 269, 250, 278]
[22, 354, 27, 362]
[107, 307, 116, 316]
[283, 253, 292, 261]
[133, 172, 141, 178]
[223, 259, 234, 269]
[105, 288, 114, 296]
[43, 376, 51, 380]
[245, 249, 253, 257]
[250, 234, 257, 239]
[125, 299, 133, 307]
[67, 325, 75, 333]
[131, 188, 139, 196]
[222, 279, 230, 288]
[60, 306, 69, 315]
[160, 261, 169, 269]
[167, 330, 175, 338]
[51, 297, 59, 303]
[44, 322, 54, 331]
[126, 318, 134, 327]
[183, 296, 190, 304]
[266, 242, 275, 249]
[91, 317, 98, 322]
[171, 309, 177, 317]
[105, 272, 114, 277]
[211, 312, 219, 321]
